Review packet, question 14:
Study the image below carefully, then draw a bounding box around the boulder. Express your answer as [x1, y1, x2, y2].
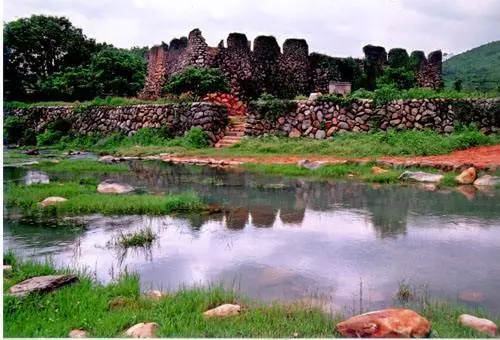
[144, 290, 165, 300]
[474, 175, 500, 187]
[3, 265, 12, 273]
[97, 181, 135, 194]
[458, 314, 497, 337]
[203, 304, 241, 318]
[124, 322, 159, 338]
[289, 129, 301, 138]
[297, 159, 326, 170]
[371, 166, 388, 175]
[8, 275, 78, 297]
[399, 171, 443, 183]
[455, 167, 477, 185]
[308, 93, 321, 101]
[39, 196, 68, 208]
[69, 329, 89, 338]
[336, 308, 431, 338]
[24, 148, 39, 155]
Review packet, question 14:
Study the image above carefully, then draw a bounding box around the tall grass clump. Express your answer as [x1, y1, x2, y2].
[116, 227, 157, 248]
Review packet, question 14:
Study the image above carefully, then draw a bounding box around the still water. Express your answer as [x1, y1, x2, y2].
[3, 161, 500, 314]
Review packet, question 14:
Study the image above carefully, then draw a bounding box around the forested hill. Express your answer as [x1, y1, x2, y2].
[443, 40, 500, 92]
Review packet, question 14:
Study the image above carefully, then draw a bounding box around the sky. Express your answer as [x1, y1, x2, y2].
[3, 0, 500, 58]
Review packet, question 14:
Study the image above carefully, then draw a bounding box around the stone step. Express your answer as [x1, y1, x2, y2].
[225, 132, 244, 137]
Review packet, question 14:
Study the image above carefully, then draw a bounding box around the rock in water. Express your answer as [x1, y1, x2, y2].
[336, 308, 431, 338]
[39, 196, 68, 207]
[371, 166, 388, 175]
[459, 291, 485, 302]
[8, 275, 78, 297]
[97, 181, 135, 194]
[124, 322, 159, 338]
[203, 304, 241, 318]
[458, 314, 497, 337]
[399, 171, 443, 183]
[297, 159, 326, 170]
[69, 329, 89, 338]
[474, 175, 500, 187]
[455, 167, 477, 184]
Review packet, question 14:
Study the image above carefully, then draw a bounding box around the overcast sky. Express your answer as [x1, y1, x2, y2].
[4, 0, 500, 58]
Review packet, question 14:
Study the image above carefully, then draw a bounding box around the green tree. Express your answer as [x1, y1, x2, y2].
[453, 79, 463, 92]
[40, 48, 146, 100]
[377, 67, 416, 90]
[3, 15, 102, 101]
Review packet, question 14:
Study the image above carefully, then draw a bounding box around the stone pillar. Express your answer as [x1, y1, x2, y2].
[252, 36, 281, 96]
[363, 45, 387, 90]
[139, 43, 169, 99]
[279, 38, 310, 98]
[416, 50, 443, 89]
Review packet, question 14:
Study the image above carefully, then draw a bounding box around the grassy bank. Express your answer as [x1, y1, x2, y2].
[3, 254, 497, 338]
[33, 159, 129, 172]
[5, 180, 206, 216]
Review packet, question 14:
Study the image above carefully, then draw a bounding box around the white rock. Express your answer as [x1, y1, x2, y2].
[203, 304, 241, 318]
[124, 322, 159, 338]
[308, 93, 321, 101]
[458, 314, 497, 337]
[399, 171, 444, 183]
[69, 329, 89, 338]
[474, 175, 500, 187]
[97, 181, 134, 194]
[39, 196, 67, 207]
[297, 159, 326, 170]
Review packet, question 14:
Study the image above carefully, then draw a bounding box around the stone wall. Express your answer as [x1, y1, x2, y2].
[140, 28, 442, 101]
[244, 98, 499, 137]
[6, 102, 229, 144]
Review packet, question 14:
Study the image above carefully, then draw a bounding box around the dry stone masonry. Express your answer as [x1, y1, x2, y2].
[6, 102, 229, 144]
[139, 28, 443, 100]
[245, 98, 499, 137]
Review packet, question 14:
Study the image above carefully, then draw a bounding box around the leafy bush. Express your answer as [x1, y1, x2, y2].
[294, 95, 308, 100]
[128, 127, 172, 146]
[4, 116, 34, 145]
[36, 117, 72, 146]
[317, 94, 356, 106]
[182, 127, 210, 148]
[377, 67, 416, 90]
[249, 93, 297, 123]
[165, 67, 230, 98]
[350, 88, 375, 100]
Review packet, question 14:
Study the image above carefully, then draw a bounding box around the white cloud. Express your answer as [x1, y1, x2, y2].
[4, 0, 500, 57]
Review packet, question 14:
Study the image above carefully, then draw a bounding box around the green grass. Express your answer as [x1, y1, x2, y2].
[243, 163, 402, 184]
[4, 254, 499, 338]
[4, 180, 206, 216]
[117, 227, 157, 248]
[33, 159, 129, 172]
[227, 129, 499, 158]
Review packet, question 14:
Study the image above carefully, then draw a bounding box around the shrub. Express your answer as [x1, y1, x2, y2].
[294, 95, 308, 100]
[164, 67, 230, 98]
[317, 94, 356, 106]
[4, 116, 30, 144]
[377, 67, 416, 90]
[249, 93, 297, 123]
[182, 127, 210, 148]
[36, 117, 72, 146]
[350, 88, 375, 100]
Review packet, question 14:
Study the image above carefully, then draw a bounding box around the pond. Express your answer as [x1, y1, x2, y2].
[3, 161, 500, 315]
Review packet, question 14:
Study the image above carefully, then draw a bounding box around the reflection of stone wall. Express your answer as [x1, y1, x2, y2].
[6, 102, 229, 144]
[245, 98, 500, 137]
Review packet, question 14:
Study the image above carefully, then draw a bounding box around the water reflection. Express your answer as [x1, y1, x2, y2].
[3, 162, 500, 314]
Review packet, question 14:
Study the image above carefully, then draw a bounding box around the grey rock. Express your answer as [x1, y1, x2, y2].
[297, 159, 327, 170]
[9, 275, 78, 297]
[97, 181, 135, 194]
[315, 130, 326, 139]
[474, 175, 500, 187]
[399, 171, 444, 183]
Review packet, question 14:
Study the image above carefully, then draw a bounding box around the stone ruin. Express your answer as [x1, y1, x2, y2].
[139, 28, 443, 101]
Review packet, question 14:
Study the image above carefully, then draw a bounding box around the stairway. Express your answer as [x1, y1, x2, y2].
[215, 116, 246, 148]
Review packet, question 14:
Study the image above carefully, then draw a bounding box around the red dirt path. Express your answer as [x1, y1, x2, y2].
[162, 145, 500, 171]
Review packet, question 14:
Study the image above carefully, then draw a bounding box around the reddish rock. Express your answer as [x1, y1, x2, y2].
[371, 166, 388, 175]
[455, 167, 477, 185]
[459, 291, 485, 303]
[336, 308, 431, 338]
[289, 129, 301, 138]
[458, 314, 497, 337]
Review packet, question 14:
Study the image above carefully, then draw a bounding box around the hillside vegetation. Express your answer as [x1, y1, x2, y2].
[443, 40, 500, 92]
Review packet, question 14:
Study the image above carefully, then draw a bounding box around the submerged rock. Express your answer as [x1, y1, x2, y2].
[455, 185, 476, 200]
[8, 274, 78, 297]
[459, 291, 485, 303]
[97, 181, 135, 194]
[69, 329, 89, 338]
[124, 322, 159, 338]
[398, 171, 443, 183]
[458, 314, 497, 337]
[203, 304, 241, 318]
[455, 167, 477, 185]
[297, 159, 326, 170]
[336, 308, 431, 338]
[39, 196, 68, 207]
[474, 175, 500, 187]
[371, 166, 388, 175]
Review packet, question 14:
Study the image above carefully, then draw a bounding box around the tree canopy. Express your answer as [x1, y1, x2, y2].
[3, 15, 147, 101]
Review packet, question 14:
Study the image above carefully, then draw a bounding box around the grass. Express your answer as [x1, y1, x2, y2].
[117, 227, 157, 248]
[4, 180, 206, 216]
[243, 163, 403, 184]
[4, 254, 499, 338]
